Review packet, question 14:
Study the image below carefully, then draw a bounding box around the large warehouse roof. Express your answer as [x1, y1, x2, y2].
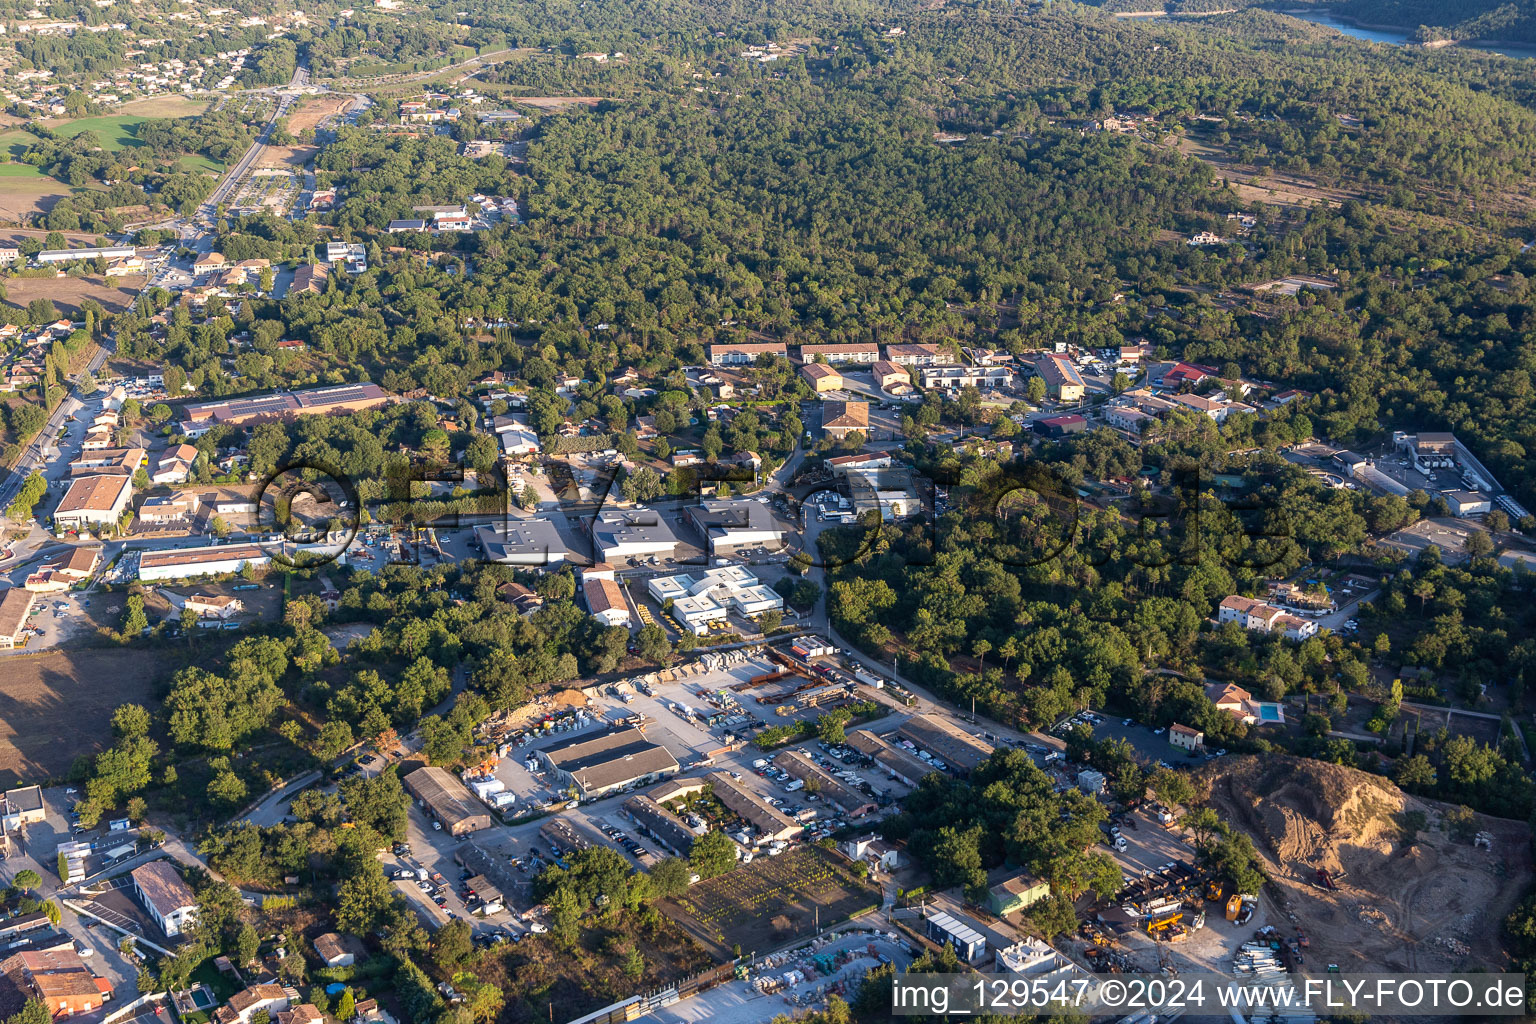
[897, 715, 995, 772]
[540, 727, 678, 793]
[403, 767, 491, 834]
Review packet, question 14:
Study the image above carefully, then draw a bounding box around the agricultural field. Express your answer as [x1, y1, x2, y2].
[3, 274, 143, 314]
[0, 641, 159, 784]
[667, 845, 881, 953]
[0, 175, 71, 220]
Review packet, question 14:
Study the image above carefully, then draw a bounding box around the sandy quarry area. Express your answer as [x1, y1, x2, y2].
[1203, 755, 1530, 972]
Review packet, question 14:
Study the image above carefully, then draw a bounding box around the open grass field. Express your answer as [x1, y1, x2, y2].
[666, 845, 881, 954]
[44, 115, 156, 152]
[112, 95, 211, 118]
[0, 643, 161, 784]
[178, 154, 224, 175]
[0, 131, 36, 161]
[3, 273, 143, 314]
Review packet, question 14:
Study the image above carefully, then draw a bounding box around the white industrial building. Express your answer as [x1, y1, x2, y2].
[475, 519, 568, 566]
[645, 566, 783, 634]
[37, 246, 135, 264]
[137, 543, 271, 582]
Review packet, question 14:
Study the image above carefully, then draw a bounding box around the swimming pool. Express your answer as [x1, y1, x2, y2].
[1257, 704, 1284, 723]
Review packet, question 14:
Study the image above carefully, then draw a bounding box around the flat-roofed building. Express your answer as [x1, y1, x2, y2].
[538, 727, 679, 798]
[897, 715, 995, 774]
[131, 861, 198, 938]
[709, 342, 786, 366]
[54, 474, 133, 530]
[919, 365, 1015, 390]
[403, 767, 492, 835]
[776, 751, 875, 817]
[671, 593, 726, 634]
[706, 772, 802, 842]
[475, 519, 567, 567]
[0, 589, 35, 650]
[0, 786, 44, 833]
[179, 383, 389, 436]
[800, 363, 843, 393]
[137, 543, 270, 582]
[591, 508, 679, 562]
[1033, 354, 1085, 401]
[885, 343, 944, 366]
[798, 342, 879, 365]
[684, 498, 784, 556]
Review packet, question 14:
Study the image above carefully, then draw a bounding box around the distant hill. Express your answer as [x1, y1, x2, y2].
[1078, 0, 1536, 45]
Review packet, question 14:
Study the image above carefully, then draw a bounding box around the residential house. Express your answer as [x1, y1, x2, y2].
[312, 933, 364, 968]
[130, 861, 198, 938]
[709, 342, 786, 366]
[214, 984, 290, 1024]
[151, 444, 199, 484]
[1168, 723, 1203, 753]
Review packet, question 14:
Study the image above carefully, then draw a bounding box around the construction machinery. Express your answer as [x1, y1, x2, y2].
[1205, 879, 1223, 901]
[1145, 911, 1183, 935]
[1316, 868, 1340, 891]
[1225, 894, 1244, 921]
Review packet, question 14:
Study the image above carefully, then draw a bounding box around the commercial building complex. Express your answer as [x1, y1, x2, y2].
[590, 508, 680, 562]
[537, 727, 680, 798]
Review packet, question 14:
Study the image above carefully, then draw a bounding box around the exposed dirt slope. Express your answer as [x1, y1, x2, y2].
[1201, 755, 1530, 971]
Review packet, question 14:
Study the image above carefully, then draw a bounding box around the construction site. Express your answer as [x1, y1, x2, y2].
[1202, 755, 1532, 972]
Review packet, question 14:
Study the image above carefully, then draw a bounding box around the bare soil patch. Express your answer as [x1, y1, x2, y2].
[0, 180, 72, 221]
[0, 645, 162, 783]
[286, 96, 351, 134]
[4, 274, 144, 314]
[255, 144, 318, 168]
[1202, 755, 1530, 972]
